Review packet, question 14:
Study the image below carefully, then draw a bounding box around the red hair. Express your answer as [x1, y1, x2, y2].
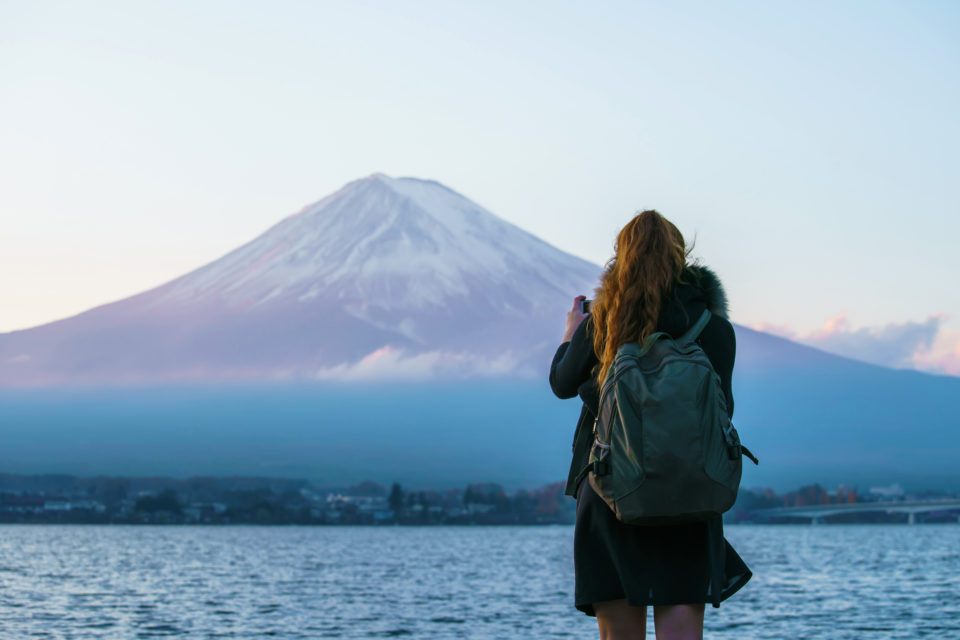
[591, 210, 694, 388]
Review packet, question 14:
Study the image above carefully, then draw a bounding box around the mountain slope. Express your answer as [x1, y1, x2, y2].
[0, 174, 600, 385]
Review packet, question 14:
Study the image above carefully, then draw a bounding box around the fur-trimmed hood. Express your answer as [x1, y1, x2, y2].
[658, 263, 730, 336]
[681, 264, 729, 320]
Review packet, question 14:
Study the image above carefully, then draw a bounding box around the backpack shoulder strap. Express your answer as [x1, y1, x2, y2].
[678, 309, 712, 344]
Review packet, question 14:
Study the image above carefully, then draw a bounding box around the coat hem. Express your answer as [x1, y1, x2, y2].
[575, 567, 752, 617]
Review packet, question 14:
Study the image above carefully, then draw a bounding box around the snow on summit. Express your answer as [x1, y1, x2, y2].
[0, 174, 602, 385]
[156, 173, 597, 314]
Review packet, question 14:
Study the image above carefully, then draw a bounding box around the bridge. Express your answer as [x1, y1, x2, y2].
[750, 500, 960, 525]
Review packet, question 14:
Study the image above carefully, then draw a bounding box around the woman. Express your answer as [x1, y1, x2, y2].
[549, 210, 751, 640]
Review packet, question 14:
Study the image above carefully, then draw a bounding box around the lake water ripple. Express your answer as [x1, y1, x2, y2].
[0, 524, 957, 638]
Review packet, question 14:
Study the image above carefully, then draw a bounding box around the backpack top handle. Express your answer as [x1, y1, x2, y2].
[636, 308, 713, 355]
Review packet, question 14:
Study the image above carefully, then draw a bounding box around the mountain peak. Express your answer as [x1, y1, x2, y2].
[362, 171, 395, 187]
[266, 174, 598, 311]
[345, 173, 474, 212]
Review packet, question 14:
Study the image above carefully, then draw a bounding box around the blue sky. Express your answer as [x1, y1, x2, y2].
[1, 0, 958, 374]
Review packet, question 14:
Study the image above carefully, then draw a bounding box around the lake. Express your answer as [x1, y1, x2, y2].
[0, 524, 957, 638]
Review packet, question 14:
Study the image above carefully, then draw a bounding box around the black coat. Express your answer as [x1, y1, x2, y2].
[549, 264, 737, 497]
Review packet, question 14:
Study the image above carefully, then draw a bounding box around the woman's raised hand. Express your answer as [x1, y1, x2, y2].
[562, 295, 589, 343]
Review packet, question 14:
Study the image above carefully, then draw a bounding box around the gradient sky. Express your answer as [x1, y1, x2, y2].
[2, 1, 958, 375]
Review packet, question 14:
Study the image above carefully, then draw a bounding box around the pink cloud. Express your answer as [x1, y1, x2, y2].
[746, 321, 796, 339]
[748, 313, 960, 376]
[359, 345, 395, 364]
[912, 328, 960, 376]
[806, 313, 852, 340]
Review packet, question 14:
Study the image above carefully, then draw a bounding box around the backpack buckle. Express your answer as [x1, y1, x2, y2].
[591, 459, 610, 477]
[727, 443, 760, 465]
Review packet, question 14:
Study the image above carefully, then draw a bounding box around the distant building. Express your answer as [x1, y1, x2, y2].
[67, 499, 106, 513]
[466, 502, 496, 515]
[43, 499, 72, 511]
[0, 495, 44, 513]
[868, 484, 905, 501]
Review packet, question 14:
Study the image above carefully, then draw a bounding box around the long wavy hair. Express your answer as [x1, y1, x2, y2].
[591, 210, 694, 388]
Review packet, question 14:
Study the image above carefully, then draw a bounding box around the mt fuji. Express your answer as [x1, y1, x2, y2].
[2, 174, 959, 490]
[0, 174, 600, 385]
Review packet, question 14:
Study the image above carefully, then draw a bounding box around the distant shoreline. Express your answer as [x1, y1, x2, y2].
[2, 520, 958, 527]
[3, 473, 958, 527]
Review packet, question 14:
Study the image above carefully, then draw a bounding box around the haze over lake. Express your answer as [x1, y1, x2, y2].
[2, 377, 957, 493]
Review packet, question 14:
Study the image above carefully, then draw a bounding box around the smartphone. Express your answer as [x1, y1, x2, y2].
[580, 299, 592, 314]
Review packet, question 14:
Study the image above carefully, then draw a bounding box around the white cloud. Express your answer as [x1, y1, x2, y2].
[312, 345, 528, 381]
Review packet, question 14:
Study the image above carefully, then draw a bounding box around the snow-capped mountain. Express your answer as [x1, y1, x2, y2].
[4, 174, 959, 489]
[0, 174, 601, 385]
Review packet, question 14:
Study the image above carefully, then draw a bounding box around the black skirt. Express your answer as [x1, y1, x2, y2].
[574, 479, 752, 616]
